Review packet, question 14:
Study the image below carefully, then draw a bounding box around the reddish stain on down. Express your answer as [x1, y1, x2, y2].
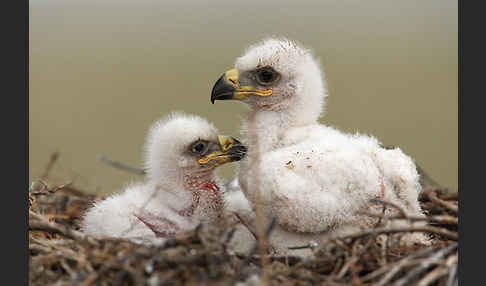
[136, 173, 224, 237]
[379, 177, 385, 199]
[178, 181, 223, 217]
[202, 181, 220, 196]
[202, 181, 223, 213]
[181, 171, 223, 217]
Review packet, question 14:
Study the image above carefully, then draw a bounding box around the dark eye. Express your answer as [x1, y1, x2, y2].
[191, 141, 207, 154]
[256, 67, 279, 85]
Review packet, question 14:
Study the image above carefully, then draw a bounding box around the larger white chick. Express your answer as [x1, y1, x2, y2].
[210, 38, 429, 256]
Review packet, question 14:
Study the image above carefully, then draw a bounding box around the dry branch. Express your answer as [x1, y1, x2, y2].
[359, 212, 458, 225]
[29, 167, 459, 286]
[41, 152, 60, 180]
[29, 211, 97, 245]
[328, 225, 458, 241]
[98, 154, 146, 175]
[426, 190, 458, 214]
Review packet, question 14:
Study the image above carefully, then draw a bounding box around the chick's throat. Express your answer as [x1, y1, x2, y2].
[181, 170, 223, 216]
[183, 169, 216, 192]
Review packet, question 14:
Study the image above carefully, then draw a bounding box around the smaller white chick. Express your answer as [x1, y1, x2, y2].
[81, 112, 246, 245]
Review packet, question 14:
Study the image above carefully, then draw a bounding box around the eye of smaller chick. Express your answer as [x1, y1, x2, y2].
[255, 67, 279, 86]
[191, 140, 208, 155]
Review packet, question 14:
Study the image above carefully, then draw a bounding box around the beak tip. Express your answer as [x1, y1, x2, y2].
[210, 74, 236, 103]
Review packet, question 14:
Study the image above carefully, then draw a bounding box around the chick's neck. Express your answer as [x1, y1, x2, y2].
[179, 169, 221, 217]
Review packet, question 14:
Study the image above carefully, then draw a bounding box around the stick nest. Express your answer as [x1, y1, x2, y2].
[29, 181, 458, 286]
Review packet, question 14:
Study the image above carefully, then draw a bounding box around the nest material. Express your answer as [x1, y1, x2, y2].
[29, 181, 458, 286]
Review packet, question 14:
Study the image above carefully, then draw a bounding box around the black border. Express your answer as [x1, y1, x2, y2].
[4, 0, 28, 283]
[459, 1, 483, 285]
[3, 0, 28, 283]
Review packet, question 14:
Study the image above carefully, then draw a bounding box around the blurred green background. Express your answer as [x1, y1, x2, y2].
[29, 0, 457, 195]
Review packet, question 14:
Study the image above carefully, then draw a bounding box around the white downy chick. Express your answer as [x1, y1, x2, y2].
[210, 38, 429, 256]
[81, 112, 246, 245]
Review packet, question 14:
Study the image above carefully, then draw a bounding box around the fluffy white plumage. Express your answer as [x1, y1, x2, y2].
[81, 112, 249, 246]
[211, 38, 429, 256]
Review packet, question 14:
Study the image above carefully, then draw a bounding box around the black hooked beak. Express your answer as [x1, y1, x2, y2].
[197, 136, 247, 167]
[226, 137, 247, 161]
[211, 74, 236, 104]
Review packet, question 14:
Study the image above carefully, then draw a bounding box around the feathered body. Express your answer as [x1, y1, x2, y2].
[82, 113, 245, 245]
[211, 38, 429, 256]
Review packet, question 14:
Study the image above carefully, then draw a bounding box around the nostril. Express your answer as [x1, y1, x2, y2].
[224, 141, 232, 150]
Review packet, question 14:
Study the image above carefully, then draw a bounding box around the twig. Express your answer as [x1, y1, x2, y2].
[374, 202, 387, 228]
[41, 152, 60, 180]
[330, 225, 458, 241]
[283, 238, 350, 277]
[337, 238, 373, 280]
[98, 154, 146, 175]
[29, 219, 86, 242]
[160, 225, 202, 250]
[426, 190, 458, 214]
[222, 227, 237, 254]
[247, 217, 277, 258]
[375, 258, 409, 286]
[441, 192, 458, 201]
[336, 256, 359, 280]
[369, 198, 409, 219]
[392, 243, 457, 286]
[78, 245, 136, 286]
[416, 266, 448, 286]
[327, 238, 353, 252]
[247, 111, 270, 286]
[415, 162, 443, 189]
[234, 212, 258, 240]
[30, 237, 95, 274]
[233, 217, 277, 284]
[359, 212, 458, 225]
[378, 234, 388, 266]
[288, 241, 319, 250]
[29, 180, 72, 196]
[361, 246, 440, 282]
[29, 211, 97, 245]
[446, 261, 458, 286]
[415, 253, 457, 286]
